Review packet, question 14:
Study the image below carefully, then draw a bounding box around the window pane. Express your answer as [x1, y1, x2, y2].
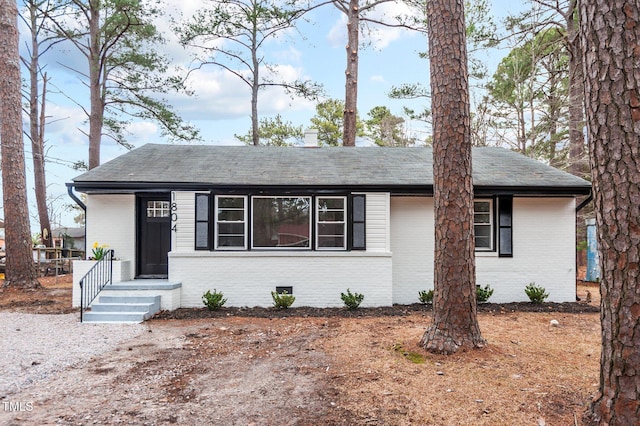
[318, 236, 346, 248]
[318, 223, 345, 237]
[318, 211, 345, 221]
[218, 197, 245, 208]
[216, 196, 246, 249]
[474, 213, 491, 224]
[317, 197, 346, 249]
[147, 201, 169, 218]
[218, 236, 245, 247]
[253, 197, 310, 248]
[218, 210, 244, 221]
[475, 225, 491, 249]
[218, 222, 245, 235]
[318, 198, 344, 210]
[474, 201, 490, 213]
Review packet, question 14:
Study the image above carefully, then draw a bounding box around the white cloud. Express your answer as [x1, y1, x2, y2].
[370, 75, 385, 83]
[327, 1, 420, 50]
[170, 64, 315, 121]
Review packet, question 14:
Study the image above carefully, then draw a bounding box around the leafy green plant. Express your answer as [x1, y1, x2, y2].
[202, 289, 227, 310]
[271, 290, 295, 309]
[476, 284, 494, 303]
[418, 289, 434, 304]
[524, 282, 549, 304]
[91, 241, 109, 260]
[341, 288, 364, 309]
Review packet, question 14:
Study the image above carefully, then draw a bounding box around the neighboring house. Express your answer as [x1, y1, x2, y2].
[69, 143, 592, 309]
[52, 227, 86, 253]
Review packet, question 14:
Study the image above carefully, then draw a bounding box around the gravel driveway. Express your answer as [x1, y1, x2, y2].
[1, 312, 146, 397]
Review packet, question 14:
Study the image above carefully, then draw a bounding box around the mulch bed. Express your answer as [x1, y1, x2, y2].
[153, 301, 599, 321]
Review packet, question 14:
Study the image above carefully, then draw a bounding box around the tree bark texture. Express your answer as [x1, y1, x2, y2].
[566, 1, 588, 178]
[0, 0, 41, 289]
[342, 0, 359, 147]
[88, 1, 103, 169]
[251, 16, 260, 146]
[579, 1, 640, 423]
[28, 2, 52, 247]
[419, 0, 485, 354]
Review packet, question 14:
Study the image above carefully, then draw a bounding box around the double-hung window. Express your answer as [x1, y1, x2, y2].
[473, 197, 513, 256]
[474, 200, 493, 250]
[316, 196, 346, 249]
[215, 196, 247, 249]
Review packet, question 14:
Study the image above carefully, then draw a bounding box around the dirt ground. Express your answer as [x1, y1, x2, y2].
[0, 276, 602, 425]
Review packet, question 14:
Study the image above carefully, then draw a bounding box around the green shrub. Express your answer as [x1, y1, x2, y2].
[476, 285, 494, 303]
[341, 288, 365, 309]
[524, 282, 549, 304]
[271, 290, 295, 309]
[418, 289, 434, 304]
[202, 289, 227, 310]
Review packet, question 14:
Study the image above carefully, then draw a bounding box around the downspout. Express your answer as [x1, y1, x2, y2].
[66, 183, 87, 259]
[66, 183, 86, 211]
[575, 189, 593, 301]
[576, 190, 593, 213]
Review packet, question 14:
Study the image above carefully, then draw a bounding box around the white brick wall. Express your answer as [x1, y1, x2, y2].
[390, 197, 435, 304]
[476, 198, 577, 303]
[170, 251, 392, 308]
[390, 196, 577, 304]
[85, 194, 136, 280]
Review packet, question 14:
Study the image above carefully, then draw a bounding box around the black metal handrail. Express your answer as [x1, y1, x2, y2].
[79, 249, 114, 322]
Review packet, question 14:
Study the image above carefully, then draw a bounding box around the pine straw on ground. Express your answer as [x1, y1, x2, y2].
[0, 279, 602, 424]
[318, 311, 600, 425]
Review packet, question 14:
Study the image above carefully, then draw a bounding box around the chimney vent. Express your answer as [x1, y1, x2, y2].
[303, 128, 319, 147]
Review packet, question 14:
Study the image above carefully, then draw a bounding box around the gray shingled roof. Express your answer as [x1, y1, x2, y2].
[71, 144, 591, 194]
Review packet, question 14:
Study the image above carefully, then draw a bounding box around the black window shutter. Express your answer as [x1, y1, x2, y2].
[350, 194, 366, 250]
[195, 193, 211, 250]
[498, 196, 513, 257]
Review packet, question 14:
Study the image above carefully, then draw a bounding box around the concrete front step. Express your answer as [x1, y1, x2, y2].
[83, 295, 161, 323]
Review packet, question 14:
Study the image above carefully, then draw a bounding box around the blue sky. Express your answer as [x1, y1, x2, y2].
[14, 0, 526, 229]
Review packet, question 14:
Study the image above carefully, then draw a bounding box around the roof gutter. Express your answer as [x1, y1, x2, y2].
[66, 183, 86, 211]
[576, 189, 593, 213]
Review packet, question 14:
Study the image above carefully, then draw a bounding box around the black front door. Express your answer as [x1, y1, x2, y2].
[137, 194, 171, 277]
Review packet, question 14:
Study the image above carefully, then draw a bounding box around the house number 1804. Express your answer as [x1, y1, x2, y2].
[171, 202, 178, 232]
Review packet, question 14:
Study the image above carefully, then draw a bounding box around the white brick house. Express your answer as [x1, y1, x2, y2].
[69, 144, 592, 309]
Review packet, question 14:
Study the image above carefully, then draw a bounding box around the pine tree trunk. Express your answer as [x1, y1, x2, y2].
[28, 3, 52, 247]
[0, 0, 41, 289]
[342, 0, 359, 147]
[579, 1, 640, 423]
[88, 2, 103, 170]
[566, 4, 587, 178]
[420, 0, 484, 354]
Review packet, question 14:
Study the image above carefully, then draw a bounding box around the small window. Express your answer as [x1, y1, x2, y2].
[147, 201, 170, 218]
[316, 197, 346, 249]
[215, 196, 247, 249]
[474, 200, 493, 250]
